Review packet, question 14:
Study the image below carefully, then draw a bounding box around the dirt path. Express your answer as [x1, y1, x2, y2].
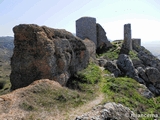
[63, 93, 104, 120]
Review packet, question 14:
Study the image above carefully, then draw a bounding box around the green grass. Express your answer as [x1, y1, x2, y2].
[76, 62, 103, 84]
[0, 59, 160, 120]
[19, 86, 89, 112]
[100, 76, 160, 120]
[99, 40, 123, 60]
[129, 50, 139, 60]
[0, 61, 11, 95]
[19, 63, 103, 115]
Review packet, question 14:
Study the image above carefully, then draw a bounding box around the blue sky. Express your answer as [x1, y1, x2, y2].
[0, 0, 160, 42]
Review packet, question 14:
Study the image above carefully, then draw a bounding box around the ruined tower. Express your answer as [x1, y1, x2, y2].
[124, 23, 132, 51]
[76, 17, 97, 46]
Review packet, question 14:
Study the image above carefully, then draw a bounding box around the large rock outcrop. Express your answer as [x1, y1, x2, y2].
[96, 23, 112, 53]
[10, 24, 89, 90]
[82, 38, 96, 61]
[104, 61, 122, 77]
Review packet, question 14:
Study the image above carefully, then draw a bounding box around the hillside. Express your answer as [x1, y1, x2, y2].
[0, 36, 13, 95]
[0, 40, 160, 119]
[142, 41, 160, 59]
[0, 21, 160, 120]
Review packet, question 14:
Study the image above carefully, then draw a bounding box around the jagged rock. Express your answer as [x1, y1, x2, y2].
[148, 84, 159, 95]
[137, 67, 149, 83]
[132, 59, 145, 69]
[75, 102, 138, 120]
[104, 61, 122, 77]
[145, 67, 160, 86]
[10, 24, 89, 90]
[117, 54, 141, 82]
[96, 23, 112, 53]
[82, 38, 96, 61]
[97, 58, 107, 67]
[134, 45, 160, 71]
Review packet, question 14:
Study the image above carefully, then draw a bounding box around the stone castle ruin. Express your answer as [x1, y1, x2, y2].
[76, 17, 141, 54]
[10, 17, 142, 90]
[76, 17, 112, 53]
[121, 23, 141, 54]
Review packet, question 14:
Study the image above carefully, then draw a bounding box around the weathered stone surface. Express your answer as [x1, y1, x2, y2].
[76, 17, 97, 46]
[117, 54, 144, 83]
[82, 38, 96, 61]
[132, 59, 145, 69]
[120, 24, 132, 54]
[104, 61, 121, 77]
[138, 84, 154, 99]
[133, 45, 160, 71]
[137, 67, 149, 83]
[10, 24, 89, 90]
[148, 84, 159, 95]
[117, 54, 137, 78]
[76, 102, 138, 120]
[96, 23, 112, 52]
[97, 58, 107, 67]
[124, 24, 132, 50]
[132, 38, 141, 47]
[145, 67, 160, 85]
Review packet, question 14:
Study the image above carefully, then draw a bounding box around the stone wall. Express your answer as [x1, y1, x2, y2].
[132, 38, 141, 46]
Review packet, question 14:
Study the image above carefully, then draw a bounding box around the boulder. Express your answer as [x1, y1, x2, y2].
[148, 84, 160, 96]
[104, 61, 122, 77]
[117, 54, 138, 80]
[132, 59, 145, 69]
[96, 23, 112, 53]
[97, 58, 107, 67]
[76, 102, 138, 120]
[137, 84, 154, 99]
[145, 67, 160, 85]
[137, 67, 149, 83]
[10, 24, 89, 90]
[82, 38, 96, 61]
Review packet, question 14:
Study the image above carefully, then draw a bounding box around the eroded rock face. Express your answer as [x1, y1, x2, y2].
[133, 45, 160, 71]
[145, 67, 160, 85]
[104, 61, 122, 77]
[116, 54, 144, 83]
[96, 23, 112, 53]
[82, 38, 96, 61]
[10, 24, 89, 90]
[117, 54, 138, 79]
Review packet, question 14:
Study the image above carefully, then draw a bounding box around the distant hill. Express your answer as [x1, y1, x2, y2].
[142, 41, 160, 59]
[0, 36, 14, 62]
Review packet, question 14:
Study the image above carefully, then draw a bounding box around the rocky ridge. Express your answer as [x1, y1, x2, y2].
[0, 17, 160, 119]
